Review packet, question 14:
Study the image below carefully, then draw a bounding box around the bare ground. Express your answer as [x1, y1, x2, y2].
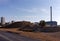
[0, 28, 60, 41]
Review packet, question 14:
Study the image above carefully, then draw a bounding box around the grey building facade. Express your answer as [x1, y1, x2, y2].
[1, 17, 5, 25]
[46, 21, 57, 26]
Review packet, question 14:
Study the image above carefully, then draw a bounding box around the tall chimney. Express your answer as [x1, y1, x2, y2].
[50, 6, 52, 21]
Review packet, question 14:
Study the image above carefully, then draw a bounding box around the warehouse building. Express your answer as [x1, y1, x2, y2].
[46, 21, 57, 26]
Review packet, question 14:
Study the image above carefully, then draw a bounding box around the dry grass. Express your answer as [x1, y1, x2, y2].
[0, 28, 60, 41]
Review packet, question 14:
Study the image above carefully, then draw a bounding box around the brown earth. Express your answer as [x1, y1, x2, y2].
[0, 28, 60, 41]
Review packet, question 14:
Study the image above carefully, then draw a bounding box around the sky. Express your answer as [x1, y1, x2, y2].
[0, 0, 60, 24]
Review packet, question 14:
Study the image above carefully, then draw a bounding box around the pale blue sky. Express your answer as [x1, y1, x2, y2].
[0, 0, 60, 24]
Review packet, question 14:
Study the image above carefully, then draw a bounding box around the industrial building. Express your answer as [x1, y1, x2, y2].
[46, 21, 57, 26]
[1, 17, 5, 25]
[46, 6, 57, 26]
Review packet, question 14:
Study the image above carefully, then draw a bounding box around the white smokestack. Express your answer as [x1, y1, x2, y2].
[50, 6, 52, 21]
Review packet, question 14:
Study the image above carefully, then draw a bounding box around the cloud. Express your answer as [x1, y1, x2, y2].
[41, 8, 49, 14]
[17, 8, 49, 14]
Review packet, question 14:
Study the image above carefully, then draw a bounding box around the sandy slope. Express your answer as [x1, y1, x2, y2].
[0, 28, 60, 41]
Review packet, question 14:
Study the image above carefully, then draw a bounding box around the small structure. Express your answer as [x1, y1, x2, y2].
[34, 22, 39, 25]
[46, 21, 57, 26]
[1, 17, 5, 25]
